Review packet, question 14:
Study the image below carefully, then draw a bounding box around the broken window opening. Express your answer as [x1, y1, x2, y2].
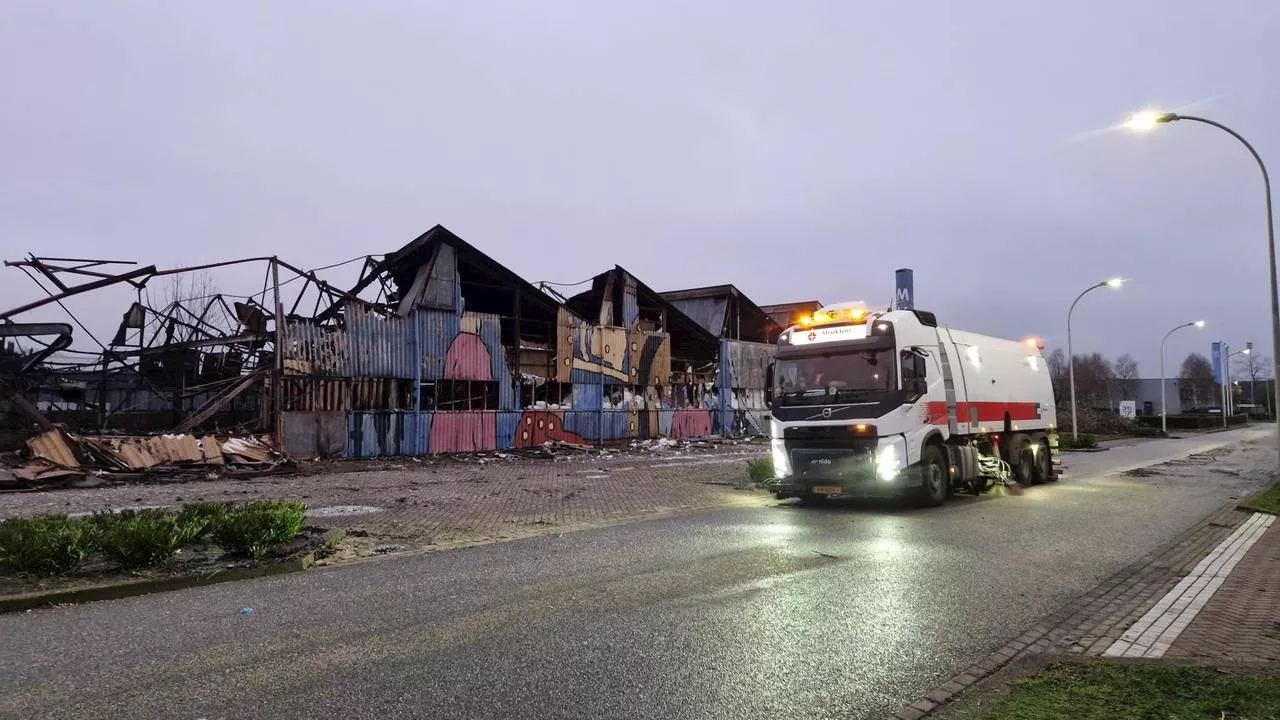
[432, 379, 501, 411]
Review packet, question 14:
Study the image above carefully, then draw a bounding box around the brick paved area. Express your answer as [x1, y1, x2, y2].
[0, 445, 770, 556]
[890, 437, 1278, 719]
[1166, 515, 1280, 663]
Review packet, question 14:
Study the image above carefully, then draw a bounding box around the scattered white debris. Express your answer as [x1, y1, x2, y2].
[307, 505, 382, 518]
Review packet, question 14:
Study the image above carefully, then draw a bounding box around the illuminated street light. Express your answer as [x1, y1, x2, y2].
[1068, 278, 1125, 439]
[1125, 111, 1177, 132]
[1160, 320, 1205, 434]
[1126, 110, 1280, 460]
[1225, 344, 1253, 419]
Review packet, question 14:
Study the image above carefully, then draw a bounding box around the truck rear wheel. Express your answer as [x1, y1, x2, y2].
[1009, 435, 1036, 485]
[1034, 438, 1055, 483]
[916, 444, 948, 507]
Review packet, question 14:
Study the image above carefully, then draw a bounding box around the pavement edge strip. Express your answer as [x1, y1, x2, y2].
[0, 529, 346, 614]
[1104, 512, 1275, 659]
[887, 499, 1254, 720]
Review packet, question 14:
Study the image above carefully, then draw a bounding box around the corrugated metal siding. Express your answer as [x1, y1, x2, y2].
[475, 313, 517, 411]
[346, 303, 415, 379]
[622, 274, 639, 328]
[443, 332, 494, 380]
[345, 411, 429, 457]
[496, 411, 521, 449]
[720, 339, 774, 389]
[669, 297, 728, 338]
[562, 409, 630, 442]
[428, 411, 497, 453]
[416, 309, 461, 381]
[281, 411, 346, 458]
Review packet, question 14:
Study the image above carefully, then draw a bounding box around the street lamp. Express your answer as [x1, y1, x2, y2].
[1160, 319, 1205, 434]
[1126, 110, 1280, 463]
[1226, 345, 1252, 419]
[1068, 277, 1124, 439]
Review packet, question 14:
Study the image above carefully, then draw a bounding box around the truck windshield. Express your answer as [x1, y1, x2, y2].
[774, 349, 896, 402]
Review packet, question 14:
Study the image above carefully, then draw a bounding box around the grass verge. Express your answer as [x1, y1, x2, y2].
[1240, 483, 1280, 515]
[942, 661, 1280, 720]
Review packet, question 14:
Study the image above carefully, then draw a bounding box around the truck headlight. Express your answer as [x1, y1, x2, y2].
[877, 440, 903, 481]
[771, 438, 791, 478]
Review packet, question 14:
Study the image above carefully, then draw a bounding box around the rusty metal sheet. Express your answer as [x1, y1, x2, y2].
[199, 435, 224, 465]
[26, 429, 80, 468]
[284, 321, 348, 376]
[555, 307, 574, 383]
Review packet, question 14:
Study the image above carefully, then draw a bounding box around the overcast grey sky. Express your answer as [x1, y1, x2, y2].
[3, 1, 1279, 375]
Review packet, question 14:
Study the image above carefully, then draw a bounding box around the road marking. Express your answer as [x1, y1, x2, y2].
[1103, 511, 1275, 658]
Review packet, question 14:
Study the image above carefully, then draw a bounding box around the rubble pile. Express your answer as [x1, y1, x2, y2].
[1, 429, 292, 490]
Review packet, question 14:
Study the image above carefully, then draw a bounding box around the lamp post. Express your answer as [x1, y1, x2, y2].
[1160, 320, 1205, 434]
[1226, 345, 1251, 419]
[1127, 111, 1279, 464]
[1068, 277, 1124, 439]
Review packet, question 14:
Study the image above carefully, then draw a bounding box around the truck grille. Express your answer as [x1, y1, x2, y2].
[782, 426, 877, 451]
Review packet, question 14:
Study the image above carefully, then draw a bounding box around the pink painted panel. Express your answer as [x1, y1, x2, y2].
[669, 408, 711, 439]
[428, 412, 498, 453]
[443, 333, 493, 381]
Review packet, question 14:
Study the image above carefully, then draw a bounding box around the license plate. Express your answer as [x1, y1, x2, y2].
[812, 486, 842, 495]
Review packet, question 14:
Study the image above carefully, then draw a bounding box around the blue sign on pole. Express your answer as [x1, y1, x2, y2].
[895, 268, 914, 311]
[1211, 342, 1223, 385]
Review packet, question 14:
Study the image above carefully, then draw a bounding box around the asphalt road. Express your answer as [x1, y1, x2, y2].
[1, 427, 1272, 720]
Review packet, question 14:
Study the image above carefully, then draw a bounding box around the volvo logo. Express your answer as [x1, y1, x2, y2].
[822, 407, 832, 418]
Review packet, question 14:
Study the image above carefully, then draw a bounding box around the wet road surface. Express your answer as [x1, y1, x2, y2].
[1, 427, 1272, 720]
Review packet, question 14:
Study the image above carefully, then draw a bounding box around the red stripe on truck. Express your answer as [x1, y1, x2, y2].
[924, 401, 1042, 426]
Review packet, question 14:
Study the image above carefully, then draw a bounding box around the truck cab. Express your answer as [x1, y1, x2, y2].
[765, 302, 1057, 506]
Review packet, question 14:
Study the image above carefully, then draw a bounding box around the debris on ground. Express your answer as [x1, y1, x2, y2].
[2, 428, 293, 490]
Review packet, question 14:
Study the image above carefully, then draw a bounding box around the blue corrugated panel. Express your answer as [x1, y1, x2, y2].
[475, 313, 517, 411]
[718, 339, 735, 433]
[657, 408, 674, 436]
[346, 411, 413, 457]
[400, 411, 423, 455]
[347, 306, 416, 379]
[622, 274, 639, 328]
[569, 367, 603, 392]
[603, 410, 631, 441]
[495, 411, 522, 450]
[415, 309, 461, 381]
[416, 411, 435, 455]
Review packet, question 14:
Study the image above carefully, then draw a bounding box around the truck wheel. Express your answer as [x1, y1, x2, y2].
[1034, 439, 1055, 483]
[916, 444, 948, 507]
[1011, 436, 1036, 485]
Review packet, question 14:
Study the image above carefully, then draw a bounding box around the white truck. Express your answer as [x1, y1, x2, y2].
[765, 301, 1058, 506]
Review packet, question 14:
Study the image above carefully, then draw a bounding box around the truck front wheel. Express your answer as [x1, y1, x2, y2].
[916, 444, 948, 507]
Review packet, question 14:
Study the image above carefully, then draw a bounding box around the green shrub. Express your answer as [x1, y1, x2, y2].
[746, 456, 774, 482]
[1128, 424, 1166, 438]
[0, 516, 94, 575]
[211, 500, 307, 559]
[94, 509, 185, 569]
[176, 502, 228, 543]
[1059, 434, 1098, 450]
[1137, 413, 1249, 430]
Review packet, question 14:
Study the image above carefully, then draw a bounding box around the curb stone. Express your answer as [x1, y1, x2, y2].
[0, 529, 345, 614]
[887, 500, 1253, 719]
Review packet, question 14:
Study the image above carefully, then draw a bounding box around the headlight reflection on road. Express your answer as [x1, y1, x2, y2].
[771, 437, 790, 478]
